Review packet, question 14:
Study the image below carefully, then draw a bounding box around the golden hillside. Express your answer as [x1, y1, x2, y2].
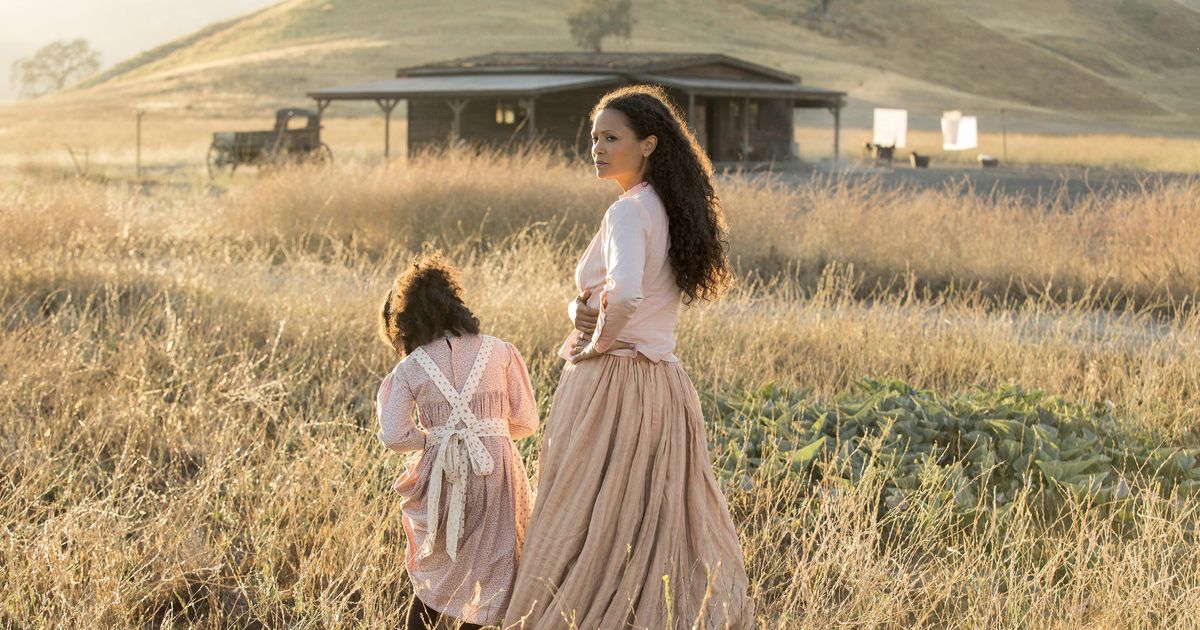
[9, 0, 1200, 132]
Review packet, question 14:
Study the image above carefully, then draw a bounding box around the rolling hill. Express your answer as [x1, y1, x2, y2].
[7, 0, 1200, 134]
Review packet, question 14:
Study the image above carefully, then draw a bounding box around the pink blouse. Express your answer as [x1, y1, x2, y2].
[377, 333, 538, 626]
[558, 181, 682, 363]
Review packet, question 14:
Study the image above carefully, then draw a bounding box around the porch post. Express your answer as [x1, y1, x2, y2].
[519, 97, 537, 142]
[741, 96, 751, 160]
[375, 98, 400, 159]
[686, 91, 695, 130]
[831, 104, 841, 166]
[789, 99, 797, 159]
[447, 99, 469, 144]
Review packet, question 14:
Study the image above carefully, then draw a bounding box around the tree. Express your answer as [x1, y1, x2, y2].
[567, 0, 635, 53]
[11, 39, 101, 99]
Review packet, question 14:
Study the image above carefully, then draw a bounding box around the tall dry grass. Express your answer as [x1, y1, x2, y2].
[2, 149, 1199, 627]
[723, 174, 1200, 313]
[208, 154, 1200, 313]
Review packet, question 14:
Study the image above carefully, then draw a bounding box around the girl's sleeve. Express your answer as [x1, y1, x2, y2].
[505, 343, 539, 440]
[592, 199, 647, 353]
[377, 363, 426, 453]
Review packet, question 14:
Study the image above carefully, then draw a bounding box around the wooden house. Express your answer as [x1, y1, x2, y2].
[310, 52, 846, 162]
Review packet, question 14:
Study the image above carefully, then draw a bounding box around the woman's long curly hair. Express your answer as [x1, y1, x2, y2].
[591, 85, 732, 304]
[379, 253, 480, 355]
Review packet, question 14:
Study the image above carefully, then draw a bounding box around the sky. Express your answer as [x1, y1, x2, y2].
[0, 0, 278, 101]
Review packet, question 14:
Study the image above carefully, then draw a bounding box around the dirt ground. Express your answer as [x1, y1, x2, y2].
[736, 161, 1197, 205]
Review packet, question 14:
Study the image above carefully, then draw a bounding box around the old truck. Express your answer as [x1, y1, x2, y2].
[207, 108, 332, 177]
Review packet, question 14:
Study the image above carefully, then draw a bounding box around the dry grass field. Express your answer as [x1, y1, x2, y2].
[0, 115, 390, 180]
[3, 148, 1200, 627]
[4, 0, 1199, 624]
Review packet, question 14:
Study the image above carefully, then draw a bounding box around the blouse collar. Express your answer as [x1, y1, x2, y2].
[619, 180, 651, 199]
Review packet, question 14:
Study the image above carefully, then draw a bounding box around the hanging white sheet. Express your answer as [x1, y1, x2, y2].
[873, 108, 908, 148]
[942, 111, 979, 151]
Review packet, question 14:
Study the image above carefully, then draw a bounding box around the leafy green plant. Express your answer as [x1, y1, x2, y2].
[704, 379, 1200, 519]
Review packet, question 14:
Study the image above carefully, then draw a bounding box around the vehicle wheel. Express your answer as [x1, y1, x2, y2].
[315, 142, 333, 166]
[206, 143, 235, 179]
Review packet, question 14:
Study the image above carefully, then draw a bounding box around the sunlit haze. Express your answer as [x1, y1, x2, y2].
[0, 0, 277, 100]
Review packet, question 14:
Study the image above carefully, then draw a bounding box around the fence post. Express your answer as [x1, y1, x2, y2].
[136, 110, 146, 181]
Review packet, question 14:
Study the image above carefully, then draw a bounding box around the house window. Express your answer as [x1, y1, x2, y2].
[750, 102, 761, 130]
[496, 102, 518, 125]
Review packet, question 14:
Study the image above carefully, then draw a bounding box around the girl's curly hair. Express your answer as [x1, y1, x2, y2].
[591, 84, 732, 304]
[380, 253, 480, 355]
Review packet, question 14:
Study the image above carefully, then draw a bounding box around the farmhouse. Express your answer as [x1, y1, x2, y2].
[309, 52, 846, 163]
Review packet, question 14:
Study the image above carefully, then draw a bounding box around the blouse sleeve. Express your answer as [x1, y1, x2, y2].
[505, 342, 540, 440]
[377, 362, 426, 453]
[591, 199, 647, 353]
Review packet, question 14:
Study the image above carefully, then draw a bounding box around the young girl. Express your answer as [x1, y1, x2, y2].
[376, 253, 538, 630]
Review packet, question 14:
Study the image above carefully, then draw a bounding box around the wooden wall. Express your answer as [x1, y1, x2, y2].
[408, 87, 797, 163]
[690, 96, 794, 162]
[407, 87, 610, 158]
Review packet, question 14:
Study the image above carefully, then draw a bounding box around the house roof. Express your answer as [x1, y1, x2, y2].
[309, 71, 845, 106]
[310, 52, 845, 108]
[309, 73, 622, 101]
[640, 74, 844, 102]
[397, 52, 800, 84]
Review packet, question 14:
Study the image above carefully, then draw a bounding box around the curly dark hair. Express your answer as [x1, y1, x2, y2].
[591, 84, 732, 304]
[380, 253, 480, 355]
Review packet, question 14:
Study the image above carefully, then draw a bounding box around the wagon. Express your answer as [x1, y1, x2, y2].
[207, 108, 333, 177]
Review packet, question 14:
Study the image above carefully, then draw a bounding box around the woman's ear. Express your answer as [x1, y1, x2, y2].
[642, 135, 658, 157]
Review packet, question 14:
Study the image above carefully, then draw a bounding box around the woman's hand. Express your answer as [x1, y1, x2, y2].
[568, 289, 598, 335]
[568, 339, 634, 364]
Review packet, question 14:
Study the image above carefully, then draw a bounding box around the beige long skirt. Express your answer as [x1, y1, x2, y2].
[504, 355, 753, 629]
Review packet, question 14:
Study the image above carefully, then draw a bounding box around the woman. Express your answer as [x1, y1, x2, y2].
[504, 85, 753, 629]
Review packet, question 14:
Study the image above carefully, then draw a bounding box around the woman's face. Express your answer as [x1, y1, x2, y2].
[591, 108, 656, 191]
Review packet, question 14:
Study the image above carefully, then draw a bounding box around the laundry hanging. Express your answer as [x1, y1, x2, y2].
[873, 108, 908, 148]
[942, 111, 979, 151]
